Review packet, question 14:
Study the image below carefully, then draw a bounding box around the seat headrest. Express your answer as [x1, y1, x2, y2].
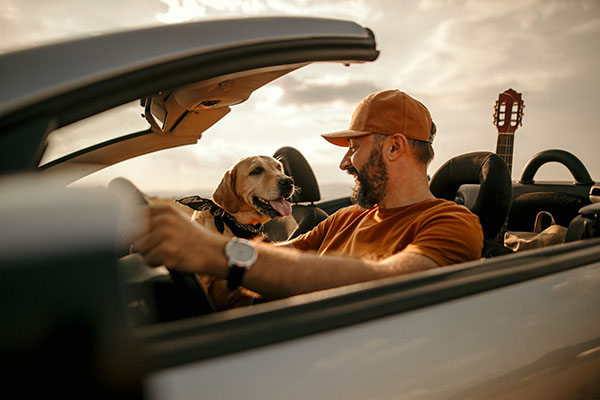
[430, 151, 512, 240]
[273, 146, 320, 203]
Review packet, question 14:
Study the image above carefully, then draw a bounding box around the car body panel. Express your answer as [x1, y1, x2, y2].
[137, 238, 600, 367]
[146, 261, 600, 400]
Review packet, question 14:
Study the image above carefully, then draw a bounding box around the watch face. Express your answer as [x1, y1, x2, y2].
[226, 238, 257, 267]
[231, 241, 255, 263]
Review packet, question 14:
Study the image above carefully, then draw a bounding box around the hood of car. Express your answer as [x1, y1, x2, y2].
[0, 17, 378, 177]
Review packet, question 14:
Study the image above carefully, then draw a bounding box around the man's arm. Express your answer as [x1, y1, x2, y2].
[241, 244, 439, 298]
[274, 241, 295, 248]
[133, 205, 439, 298]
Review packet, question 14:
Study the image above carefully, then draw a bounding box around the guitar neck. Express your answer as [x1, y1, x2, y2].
[493, 88, 523, 244]
[495, 133, 514, 175]
[495, 133, 513, 244]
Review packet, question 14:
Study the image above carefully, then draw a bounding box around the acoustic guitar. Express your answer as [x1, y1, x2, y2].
[493, 88, 524, 175]
[493, 88, 524, 242]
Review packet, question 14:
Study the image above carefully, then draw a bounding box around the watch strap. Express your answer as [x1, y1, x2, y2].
[227, 264, 246, 291]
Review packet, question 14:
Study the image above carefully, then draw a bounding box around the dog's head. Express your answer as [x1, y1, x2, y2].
[213, 155, 295, 224]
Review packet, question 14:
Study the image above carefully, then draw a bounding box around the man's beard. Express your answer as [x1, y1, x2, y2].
[349, 145, 388, 209]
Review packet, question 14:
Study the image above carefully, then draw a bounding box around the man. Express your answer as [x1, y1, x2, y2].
[133, 90, 483, 299]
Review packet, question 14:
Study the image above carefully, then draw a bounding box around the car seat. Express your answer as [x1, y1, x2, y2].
[565, 202, 600, 242]
[263, 146, 328, 241]
[429, 151, 513, 257]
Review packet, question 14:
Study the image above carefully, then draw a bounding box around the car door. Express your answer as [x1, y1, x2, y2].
[141, 238, 600, 400]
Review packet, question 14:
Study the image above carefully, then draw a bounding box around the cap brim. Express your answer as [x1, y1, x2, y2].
[321, 129, 372, 147]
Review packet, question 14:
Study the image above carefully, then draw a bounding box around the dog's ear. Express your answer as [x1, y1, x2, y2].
[212, 168, 240, 214]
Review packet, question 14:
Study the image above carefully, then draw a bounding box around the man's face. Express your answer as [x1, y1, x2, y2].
[341, 135, 388, 209]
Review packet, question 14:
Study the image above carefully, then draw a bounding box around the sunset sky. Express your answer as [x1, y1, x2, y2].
[2, 0, 598, 199]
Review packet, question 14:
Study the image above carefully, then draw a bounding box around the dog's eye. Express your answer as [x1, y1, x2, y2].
[249, 167, 264, 176]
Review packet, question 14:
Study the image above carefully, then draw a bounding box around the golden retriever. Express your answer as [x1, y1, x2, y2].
[179, 155, 294, 310]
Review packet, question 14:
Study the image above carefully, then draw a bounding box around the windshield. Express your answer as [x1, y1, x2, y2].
[40, 101, 151, 165]
[40, 69, 358, 201]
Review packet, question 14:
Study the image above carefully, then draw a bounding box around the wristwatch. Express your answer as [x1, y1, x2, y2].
[224, 237, 258, 290]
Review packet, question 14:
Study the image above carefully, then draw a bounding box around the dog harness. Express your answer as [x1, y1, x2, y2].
[177, 195, 265, 240]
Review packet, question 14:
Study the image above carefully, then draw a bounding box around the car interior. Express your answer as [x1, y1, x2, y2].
[89, 139, 594, 328]
[34, 72, 600, 326]
[33, 60, 597, 259]
[20, 61, 599, 328]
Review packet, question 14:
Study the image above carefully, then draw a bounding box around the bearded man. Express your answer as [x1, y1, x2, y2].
[133, 90, 483, 299]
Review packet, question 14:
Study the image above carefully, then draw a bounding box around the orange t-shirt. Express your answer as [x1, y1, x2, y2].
[292, 199, 483, 266]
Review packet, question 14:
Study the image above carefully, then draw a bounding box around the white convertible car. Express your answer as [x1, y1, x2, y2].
[1, 17, 599, 399]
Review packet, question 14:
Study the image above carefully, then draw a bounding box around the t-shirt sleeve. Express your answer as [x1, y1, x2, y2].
[403, 206, 483, 266]
[291, 214, 331, 252]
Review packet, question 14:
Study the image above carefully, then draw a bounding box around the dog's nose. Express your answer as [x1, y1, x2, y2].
[278, 177, 294, 196]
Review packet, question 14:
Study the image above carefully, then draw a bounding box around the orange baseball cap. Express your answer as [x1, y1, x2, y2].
[321, 89, 434, 147]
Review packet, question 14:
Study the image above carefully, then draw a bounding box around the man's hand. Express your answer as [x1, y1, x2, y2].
[132, 205, 227, 275]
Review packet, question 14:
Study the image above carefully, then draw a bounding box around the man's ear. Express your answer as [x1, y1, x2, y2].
[212, 168, 240, 213]
[387, 134, 407, 161]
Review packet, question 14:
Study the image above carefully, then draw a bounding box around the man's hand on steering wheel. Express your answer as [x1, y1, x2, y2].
[109, 177, 215, 317]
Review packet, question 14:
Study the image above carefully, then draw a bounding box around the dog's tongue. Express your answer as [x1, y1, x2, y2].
[269, 198, 292, 216]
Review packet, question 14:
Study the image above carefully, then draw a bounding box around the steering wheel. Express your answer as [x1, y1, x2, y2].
[108, 177, 215, 322]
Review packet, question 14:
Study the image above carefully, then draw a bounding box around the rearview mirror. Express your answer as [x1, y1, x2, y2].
[142, 95, 167, 132]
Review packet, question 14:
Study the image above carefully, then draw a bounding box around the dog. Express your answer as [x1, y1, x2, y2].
[178, 155, 295, 310]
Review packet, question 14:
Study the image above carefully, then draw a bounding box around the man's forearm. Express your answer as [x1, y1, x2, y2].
[241, 242, 382, 298]
[201, 237, 440, 299]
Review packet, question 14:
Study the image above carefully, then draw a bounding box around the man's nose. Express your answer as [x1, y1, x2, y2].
[339, 148, 352, 171]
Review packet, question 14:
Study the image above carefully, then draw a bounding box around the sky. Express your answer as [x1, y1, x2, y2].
[1, 0, 599, 199]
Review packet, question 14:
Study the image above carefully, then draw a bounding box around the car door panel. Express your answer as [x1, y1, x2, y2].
[145, 260, 600, 399]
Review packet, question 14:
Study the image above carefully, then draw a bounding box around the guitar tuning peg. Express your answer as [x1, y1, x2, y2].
[519, 121, 523, 127]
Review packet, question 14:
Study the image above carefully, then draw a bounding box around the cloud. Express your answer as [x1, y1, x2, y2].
[0, 0, 167, 52]
[276, 76, 381, 106]
[567, 17, 600, 35]
[157, 0, 380, 22]
[419, 0, 571, 22]
[380, 0, 599, 99]
[157, 0, 208, 23]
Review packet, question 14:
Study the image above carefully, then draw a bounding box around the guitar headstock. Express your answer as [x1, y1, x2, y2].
[493, 88, 524, 134]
